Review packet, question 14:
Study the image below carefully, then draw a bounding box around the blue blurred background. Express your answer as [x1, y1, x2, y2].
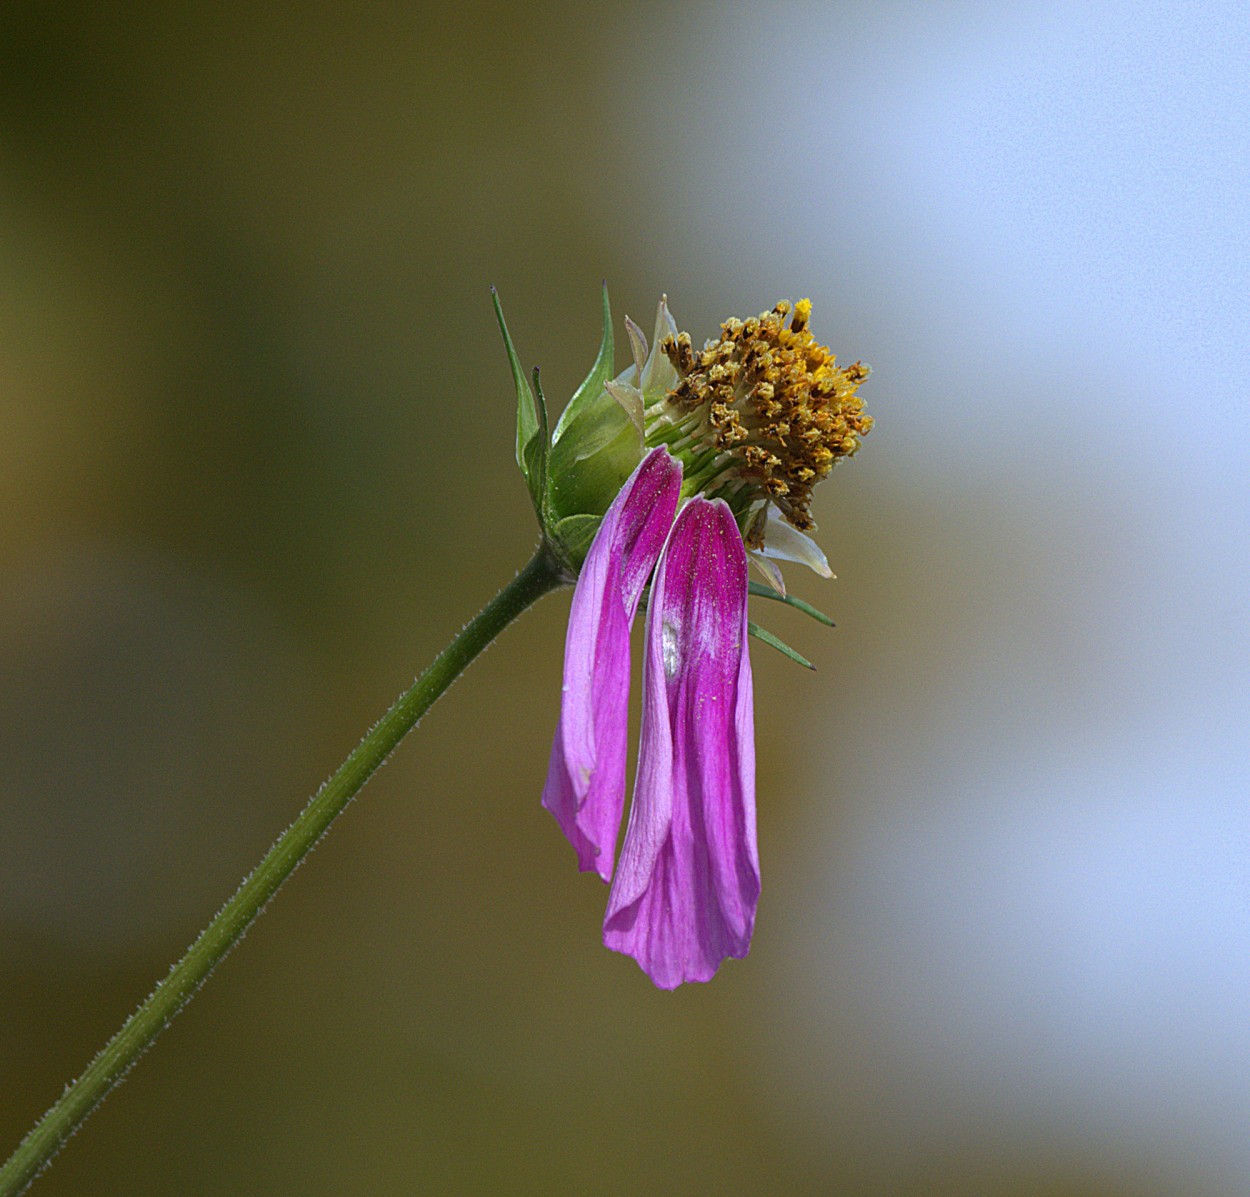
[2, 2, 1248, 1193]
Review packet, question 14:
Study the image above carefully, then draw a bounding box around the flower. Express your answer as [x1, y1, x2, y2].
[541, 297, 871, 988]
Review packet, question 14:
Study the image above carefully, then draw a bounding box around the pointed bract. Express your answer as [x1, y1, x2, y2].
[544, 286, 645, 543]
[542, 448, 683, 880]
[551, 283, 615, 445]
[605, 377, 645, 436]
[603, 498, 759, 988]
[639, 295, 680, 401]
[492, 288, 547, 522]
[624, 315, 649, 379]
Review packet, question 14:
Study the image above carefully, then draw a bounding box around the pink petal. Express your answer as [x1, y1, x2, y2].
[603, 497, 759, 987]
[542, 447, 682, 880]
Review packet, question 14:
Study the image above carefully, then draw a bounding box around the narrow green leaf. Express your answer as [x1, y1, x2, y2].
[552, 282, 615, 444]
[491, 287, 546, 518]
[748, 581, 836, 627]
[529, 367, 550, 514]
[747, 621, 816, 670]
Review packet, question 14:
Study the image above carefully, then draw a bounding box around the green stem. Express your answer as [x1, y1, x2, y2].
[0, 545, 565, 1197]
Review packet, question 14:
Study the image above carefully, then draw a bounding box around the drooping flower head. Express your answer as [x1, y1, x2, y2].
[496, 288, 871, 988]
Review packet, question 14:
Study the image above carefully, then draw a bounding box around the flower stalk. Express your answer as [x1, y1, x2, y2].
[0, 545, 564, 1197]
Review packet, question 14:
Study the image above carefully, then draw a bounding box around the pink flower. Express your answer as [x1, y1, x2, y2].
[540, 296, 872, 988]
[543, 447, 758, 988]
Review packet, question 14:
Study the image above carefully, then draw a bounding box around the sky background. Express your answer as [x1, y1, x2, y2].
[2, 2, 1248, 1193]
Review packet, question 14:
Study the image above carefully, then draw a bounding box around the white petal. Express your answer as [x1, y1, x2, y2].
[758, 507, 835, 579]
[641, 295, 680, 398]
[653, 294, 679, 343]
[624, 315, 649, 377]
[604, 378, 645, 435]
[749, 551, 788, 596]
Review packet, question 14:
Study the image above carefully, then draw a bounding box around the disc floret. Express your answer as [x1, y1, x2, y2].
[646, 299, 872, 534]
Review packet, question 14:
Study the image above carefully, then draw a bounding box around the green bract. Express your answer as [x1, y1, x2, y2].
[493, 285, 643, 573]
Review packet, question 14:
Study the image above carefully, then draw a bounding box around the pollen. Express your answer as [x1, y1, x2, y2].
[658, 301, 872, 531]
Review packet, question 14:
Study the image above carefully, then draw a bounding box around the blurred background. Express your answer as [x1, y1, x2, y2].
[2, 1, 1248, 1193]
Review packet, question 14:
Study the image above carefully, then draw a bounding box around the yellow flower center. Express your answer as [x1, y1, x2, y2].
[652, 300, 872, 531]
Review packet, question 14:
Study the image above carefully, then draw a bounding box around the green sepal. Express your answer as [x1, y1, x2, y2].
[492, 287, 547, 521]
[552, 283, 614, 445]
[747, 621, 816, 670]
[548, 512, 602, 571]
[546, 415, 639, 525]
[545, 286, 641, 526]
[747, 581, 836, 627]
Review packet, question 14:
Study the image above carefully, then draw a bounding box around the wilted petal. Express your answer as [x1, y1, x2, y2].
[603, 497, 759, 987]
[604, 378, 645, 436]
[757, 505, 834, 579]
[640, 295, 680, 400]
[748, 550, 788, 597]
[543, 447, 682, 880]
[624, 315, 649, 378]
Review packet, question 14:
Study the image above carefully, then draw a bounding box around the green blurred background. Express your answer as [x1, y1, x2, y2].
[3, 2, 1249, 1194]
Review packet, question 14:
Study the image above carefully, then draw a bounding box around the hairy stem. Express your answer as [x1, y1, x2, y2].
[0, 545, 564, 1196]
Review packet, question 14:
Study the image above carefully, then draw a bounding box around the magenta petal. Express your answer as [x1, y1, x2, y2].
[603, 497, 759, 988]
[542, 447, 682, 880]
